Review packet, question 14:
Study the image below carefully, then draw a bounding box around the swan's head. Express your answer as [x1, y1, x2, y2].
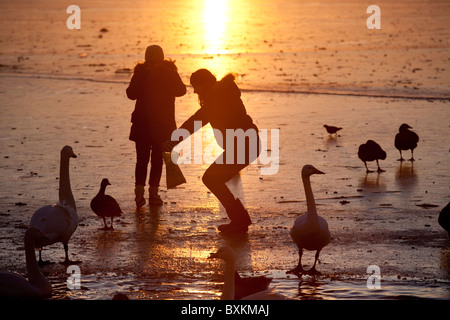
[101, 178, 111, 187]
[302, 165, 325, 177]
[61, 145, 77, 159]
[25, 227, 48, 247]
[399, 123, 412, 132]
[209, 246, 236, 262]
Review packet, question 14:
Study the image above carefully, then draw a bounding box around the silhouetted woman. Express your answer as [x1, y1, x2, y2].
[164, 69, 260, 234]
[127, 45, 186, 208]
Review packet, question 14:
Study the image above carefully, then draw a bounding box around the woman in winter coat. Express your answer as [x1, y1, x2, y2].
[163, 69, 260, 234]
[127, 45, 186, 207]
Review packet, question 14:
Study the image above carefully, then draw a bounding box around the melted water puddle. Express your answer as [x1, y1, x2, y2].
[50, 271, 450, 300]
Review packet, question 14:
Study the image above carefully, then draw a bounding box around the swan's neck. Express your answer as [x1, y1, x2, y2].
[25, 237, 47, 288]
[221, 259, 235, 300]
[59, 155, 76, 211]
[303, 174, 318, 220]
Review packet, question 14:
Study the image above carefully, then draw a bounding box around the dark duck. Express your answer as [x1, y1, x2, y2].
[395, 123, 419, 161]
[323, 124, 342, 136]
[91, 178, 123, 230]
[358, 140, 387, 173]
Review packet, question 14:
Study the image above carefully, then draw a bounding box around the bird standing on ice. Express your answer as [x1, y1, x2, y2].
[90, 178, 123, 230]
[323, 124, 342, 136]
[395, 123, 419, 161]
[30, 145, 80, 265]
[358, 140, 387, 173]
[287, 165, 330, 275]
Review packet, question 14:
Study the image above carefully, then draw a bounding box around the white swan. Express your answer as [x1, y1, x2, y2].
[209, 246, 289, 300]
[30, 145, 80, 265]
[0, 227, 53, 298]
[287, 165, 330, 275]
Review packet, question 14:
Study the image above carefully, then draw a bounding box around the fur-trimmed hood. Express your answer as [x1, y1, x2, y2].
[213, 73, 241, 98]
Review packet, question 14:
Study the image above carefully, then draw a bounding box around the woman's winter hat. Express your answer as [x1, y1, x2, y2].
[145, 45, 164, 62]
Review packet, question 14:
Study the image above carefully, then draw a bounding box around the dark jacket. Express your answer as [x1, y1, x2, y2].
[127, 60, 186, 144]
[179, 74, 257, 150]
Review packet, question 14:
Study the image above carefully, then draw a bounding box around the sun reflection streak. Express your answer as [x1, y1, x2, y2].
[203, 0, 229, 54]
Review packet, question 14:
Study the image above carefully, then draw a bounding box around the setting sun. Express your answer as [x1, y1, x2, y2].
[203, 0, 229, 54]
[0, 0, 449, 304]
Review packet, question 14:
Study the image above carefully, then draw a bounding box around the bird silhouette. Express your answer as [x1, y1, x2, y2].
[90, 178, 123, 230]
[358, 140, 386, 173]
[323, 124, 342, 136]
[395, 123, 419, 161]
[30, 146, 79, 265]
[287, 165, 331, 275]
[438, 202, 450, 237]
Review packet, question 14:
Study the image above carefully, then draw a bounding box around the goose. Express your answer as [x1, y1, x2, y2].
[287, 165, 330, 275]
[395, 123, 419, 161]
[358, 140, 386, 173]
[0, 227, 53, 298]
[90, 178, 123, 230]
[323, 124, 342, 136]
[30, 145, 80, 265]
[209, 246, 288, 300]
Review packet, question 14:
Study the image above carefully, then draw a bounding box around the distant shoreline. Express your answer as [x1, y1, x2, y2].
[1, 72, 449, 102]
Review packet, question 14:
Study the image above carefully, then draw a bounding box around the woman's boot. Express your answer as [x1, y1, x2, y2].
[218, 198, 252, 234]
[135, 184, 146, 208]
[149, 186, 163, 206]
